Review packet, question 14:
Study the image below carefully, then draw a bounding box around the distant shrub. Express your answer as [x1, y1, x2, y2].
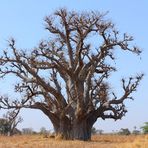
[22, 128, 33, 135]
[132, 130, 140, 135]
[40, 127, 48, 135]
[118, 128, 131, 135]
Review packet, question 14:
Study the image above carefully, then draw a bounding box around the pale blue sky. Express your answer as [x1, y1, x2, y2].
[0, 0, 147, 132]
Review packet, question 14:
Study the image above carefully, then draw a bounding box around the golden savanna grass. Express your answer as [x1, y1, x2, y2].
[0, 134, 148, 148]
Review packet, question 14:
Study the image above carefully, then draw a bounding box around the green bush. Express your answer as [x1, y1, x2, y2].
[141, 122, 148, 134]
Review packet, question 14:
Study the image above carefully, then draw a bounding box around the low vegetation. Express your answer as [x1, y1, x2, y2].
[0, 134, 148, 148]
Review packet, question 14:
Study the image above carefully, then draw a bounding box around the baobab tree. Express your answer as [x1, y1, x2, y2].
[0, 9, 143, 140]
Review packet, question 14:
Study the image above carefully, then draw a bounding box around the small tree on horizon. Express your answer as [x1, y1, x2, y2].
[3, 109, 23, 136]
[132, 126, 141, 135]
[0, 109, 22, 136]
[0, 8, 143, 141]
[0, 118, 10, 135]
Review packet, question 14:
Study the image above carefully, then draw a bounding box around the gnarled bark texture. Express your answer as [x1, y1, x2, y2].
[51, 114, 96, 140]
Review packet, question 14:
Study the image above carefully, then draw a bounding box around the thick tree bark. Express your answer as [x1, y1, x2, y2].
[52, 116, 95, 141]
[53, 117, 72, 139]
[72, 120, 92, 141]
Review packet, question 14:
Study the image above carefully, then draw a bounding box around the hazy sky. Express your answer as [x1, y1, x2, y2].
[0, 0, 147, 132]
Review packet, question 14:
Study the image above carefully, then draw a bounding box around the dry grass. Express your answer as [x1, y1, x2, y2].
[115, 135, 148, 148]
[0, 134, 147, 148]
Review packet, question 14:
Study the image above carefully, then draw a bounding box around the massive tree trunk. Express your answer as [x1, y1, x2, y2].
[38, 105, 93, 140]
[72, 120, 92, 141]
[53, 116, 72, 139]
[51, 113, 96, 141]
[53, 120, 92, 141]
